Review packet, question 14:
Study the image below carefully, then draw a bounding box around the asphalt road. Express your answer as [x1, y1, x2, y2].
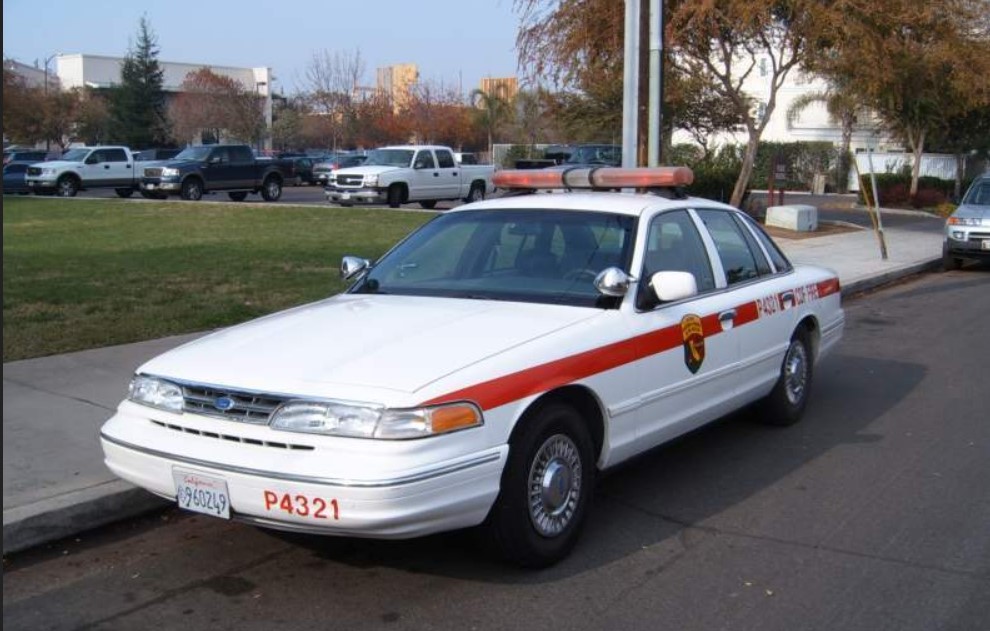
[4, 267, 988, 631]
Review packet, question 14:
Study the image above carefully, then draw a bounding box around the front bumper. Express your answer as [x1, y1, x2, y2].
[140, 179, 181, 193]
[100, 406, 506, 539]
[325, 186, 386, 204]
[945, 229, 990, 259]
[26, 178, 57, 192]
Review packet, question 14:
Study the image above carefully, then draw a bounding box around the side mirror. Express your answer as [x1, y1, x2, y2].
[650, 271, 698, 303]
[340, 256, 371, 281]
[594, 267, 635, 297]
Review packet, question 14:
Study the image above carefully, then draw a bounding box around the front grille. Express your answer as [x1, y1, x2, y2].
[336, 174, 364, 187]
[182, 383, 286, 424]
[150, 420, 314, 450]
[144, 167, 163, 178]
[27, 166, 42, 176]
[969, 231, 990, 241]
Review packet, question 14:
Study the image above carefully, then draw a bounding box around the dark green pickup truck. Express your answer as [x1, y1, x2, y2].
[139, 144, 293, 201]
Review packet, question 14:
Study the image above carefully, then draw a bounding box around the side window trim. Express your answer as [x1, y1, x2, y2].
[738, 213, 793, 274]
[686, 208, 728, 289]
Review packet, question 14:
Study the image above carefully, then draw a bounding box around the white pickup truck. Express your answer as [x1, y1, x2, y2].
[325, 145, 495, 209]
[25, 146, 141, 198]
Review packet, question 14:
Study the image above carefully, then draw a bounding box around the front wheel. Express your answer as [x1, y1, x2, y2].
[942, 243, 963, 271]
[758, 329, 813, 426]
[387, 184, 404, 208]
[419, 200, 437, 209]
[56, 176, 79, 197]
[115, 188, 134, 198]
[486, 401, 595, 568]
[261, 176, 282, 202]
[180, 179, 203, 201]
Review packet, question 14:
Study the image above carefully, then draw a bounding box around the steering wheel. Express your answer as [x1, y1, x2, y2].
[562, 268, 600, 282]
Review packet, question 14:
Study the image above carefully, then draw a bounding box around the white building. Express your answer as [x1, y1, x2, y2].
[53, 53, 275, 150]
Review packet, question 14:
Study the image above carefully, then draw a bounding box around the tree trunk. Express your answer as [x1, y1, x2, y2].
[731, 130, 760, 208]
[909, 127, 926, 198]
[839, 123, 853, 194]
[954, 152, 965, 200]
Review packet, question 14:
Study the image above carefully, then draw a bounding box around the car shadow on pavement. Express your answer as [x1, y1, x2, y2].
[265, 351, 926, 582]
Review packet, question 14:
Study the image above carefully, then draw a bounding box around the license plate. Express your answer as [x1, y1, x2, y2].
[173, 469, 230, 519]
[145, 183, 156, 189]
[982, 240, 990, 251]
[341, 192, 351, 200]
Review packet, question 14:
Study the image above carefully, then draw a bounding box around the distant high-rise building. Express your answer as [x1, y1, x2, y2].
[376, 63, 419, 112]
[478, 77, 518, 102]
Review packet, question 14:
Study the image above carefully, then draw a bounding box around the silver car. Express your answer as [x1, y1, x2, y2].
[943, 174, 990, 270]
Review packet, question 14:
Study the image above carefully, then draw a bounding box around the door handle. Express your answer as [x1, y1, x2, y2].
[104, 164, 110, 169]
[781, 291, 795, 308]
[718, 309, 736, 330]
[452, 172, 458, 176]
[433, 172, 440, 177]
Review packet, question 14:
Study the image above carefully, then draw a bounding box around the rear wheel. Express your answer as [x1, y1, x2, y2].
[180, 179, 203, 201]
[261, 176, 282, 202]
[464, 182, 485, 203]
[56, 175, 79, 197]
[759, 329, 813, 426]
[387, 184, 404, 208]
[228, 191, 248, 201]
[486, 401, 595, 568]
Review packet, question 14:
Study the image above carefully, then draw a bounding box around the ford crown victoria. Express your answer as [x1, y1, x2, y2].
[100, 167, 844, 567]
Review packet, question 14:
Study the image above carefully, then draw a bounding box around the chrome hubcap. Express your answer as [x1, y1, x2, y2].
[528, 434, 581, 537]
[784, 340, 808, 405]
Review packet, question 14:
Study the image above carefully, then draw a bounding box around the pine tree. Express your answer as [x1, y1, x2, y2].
[108, 16, 169, 148]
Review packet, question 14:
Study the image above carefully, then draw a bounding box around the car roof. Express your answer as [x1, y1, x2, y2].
[455, 190, 737, 218]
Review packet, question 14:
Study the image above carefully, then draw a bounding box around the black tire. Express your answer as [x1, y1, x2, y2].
[486, 401, 595, 568]
[180, 178, 203, 201]
[464, 182, 485, 203]
[261, 176, 282, 202]
[942, 243, 963, 271]
[387, 184, 404, 208]
[115, 188, 134, 198]
[228, 191, 248, 201]
[759, 329, 813, 426]
[419, 200, 437, 209]
[56, 175, 79, 197]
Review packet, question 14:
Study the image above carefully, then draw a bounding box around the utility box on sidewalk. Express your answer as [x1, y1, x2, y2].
[766, 204, 818, 232]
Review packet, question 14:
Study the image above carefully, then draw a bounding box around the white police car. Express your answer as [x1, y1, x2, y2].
[100, 167, 844, 567]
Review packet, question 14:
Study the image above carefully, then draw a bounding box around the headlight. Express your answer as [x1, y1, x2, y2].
[270, 400, 483, 439]
[363, 174, 379, 187]
[128, 375, 184, 412]
[40, 167, 57, 176]
[160, 167, 180, 177]
[947, 216, 981, 226]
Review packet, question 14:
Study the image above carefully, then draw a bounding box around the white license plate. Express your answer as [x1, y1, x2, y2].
[173, 469, 231, 519]
[145, 183, 156, 189]
[982, 240, 990, 251]
[341, 192, 351, 200]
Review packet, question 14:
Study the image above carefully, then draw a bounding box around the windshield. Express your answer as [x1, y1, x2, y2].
[362, 149, 415, 168]
[563, 146, 621, 165]
[61, 149, 91, 162]
[962, 179, 990, 206]
[173, 146, 213, 161]
[351, 209, 637, 307]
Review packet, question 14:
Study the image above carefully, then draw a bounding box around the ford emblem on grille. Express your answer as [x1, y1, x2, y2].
[214, 396, 236, 412]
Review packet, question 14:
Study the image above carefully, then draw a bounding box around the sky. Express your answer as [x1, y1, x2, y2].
[2, 0, 523, 96]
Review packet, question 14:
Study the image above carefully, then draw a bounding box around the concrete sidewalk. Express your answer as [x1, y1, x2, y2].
[1, 220, 946, 555]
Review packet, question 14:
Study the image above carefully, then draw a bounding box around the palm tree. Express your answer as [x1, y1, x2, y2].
[470, 87, 512, 162]
[787, 88, 864, 193]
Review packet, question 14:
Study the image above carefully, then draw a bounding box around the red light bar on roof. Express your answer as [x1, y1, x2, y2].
[493, 166, 694, 190]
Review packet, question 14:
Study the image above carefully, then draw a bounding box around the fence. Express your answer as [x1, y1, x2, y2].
[849, 152, 958, 191]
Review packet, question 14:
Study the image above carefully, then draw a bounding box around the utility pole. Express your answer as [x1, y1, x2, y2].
[622, 0, 641, 169]
[647, 0, 663, 167]
[43, 53, 59, 152]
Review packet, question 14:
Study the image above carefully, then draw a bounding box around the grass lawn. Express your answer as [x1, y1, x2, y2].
[2, 197, 433, 362]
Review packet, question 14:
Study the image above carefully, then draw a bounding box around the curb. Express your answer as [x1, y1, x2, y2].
[841, 258, 943, 297]
[3, 480, 168, 555]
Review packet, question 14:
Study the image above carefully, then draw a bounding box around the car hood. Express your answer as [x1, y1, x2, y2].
[139, 294, 601, 402]
[335, 165, 406, 177]
[953, 203, 989, 221]
[31, 159, 77, 169]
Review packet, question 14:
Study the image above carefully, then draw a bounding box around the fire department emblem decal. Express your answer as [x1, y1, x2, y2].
[681, 314, 705, 374]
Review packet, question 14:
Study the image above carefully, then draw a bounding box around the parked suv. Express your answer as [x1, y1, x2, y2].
[943, 174, 990, 270]
[3, 149, 49, 166]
